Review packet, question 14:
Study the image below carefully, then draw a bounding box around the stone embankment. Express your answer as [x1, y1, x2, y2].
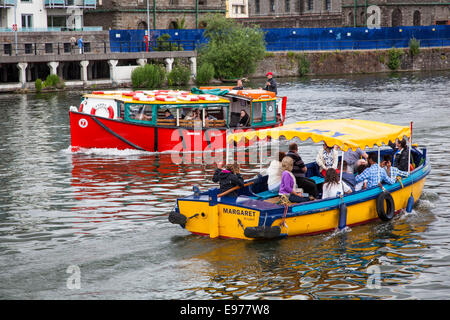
[252, 47, 450, 78]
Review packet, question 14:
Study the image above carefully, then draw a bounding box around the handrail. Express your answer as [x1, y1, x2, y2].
[217, 182, 254, 198]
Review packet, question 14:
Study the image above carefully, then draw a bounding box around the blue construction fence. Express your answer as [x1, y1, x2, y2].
[109, 25, 450, 53]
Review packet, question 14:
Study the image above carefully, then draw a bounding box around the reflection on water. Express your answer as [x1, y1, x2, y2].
[0, 71, 449, 299]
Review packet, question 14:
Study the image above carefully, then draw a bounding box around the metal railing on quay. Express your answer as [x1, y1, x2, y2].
[0, 40, 200, 57]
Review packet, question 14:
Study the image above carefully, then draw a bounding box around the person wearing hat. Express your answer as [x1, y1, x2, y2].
[264, 72, 277, 95]
[164, 109, 174, 119]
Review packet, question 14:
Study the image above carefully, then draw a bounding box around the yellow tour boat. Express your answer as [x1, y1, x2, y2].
[169, 119, 430, 240]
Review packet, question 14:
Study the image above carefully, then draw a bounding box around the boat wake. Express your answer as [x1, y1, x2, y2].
[63, 146, 155, 157]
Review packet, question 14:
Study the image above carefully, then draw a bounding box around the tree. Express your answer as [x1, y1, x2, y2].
[198, 14, 266, 80]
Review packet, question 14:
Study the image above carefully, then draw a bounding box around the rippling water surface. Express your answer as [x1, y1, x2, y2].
[0, 71, 449, 299]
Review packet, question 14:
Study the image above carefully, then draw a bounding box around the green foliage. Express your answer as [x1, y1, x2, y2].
[167, 65, 191, 86]
[35, 78, 43, 93]
[196, 62, 215, 85]
[409, 37, 420, 57]
[155, 34, 183, 51]
[43, 74, 62, 88]
[198, 13, 266, 79]
[297, 54, 310, 77]
[131, 63, 166, 89]
[387, 48, 404, 70]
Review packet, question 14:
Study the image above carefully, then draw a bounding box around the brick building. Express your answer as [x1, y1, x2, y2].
[243, 0, 344, 28]
[341, 0, 450, 27]
[84, 0, 226, 30]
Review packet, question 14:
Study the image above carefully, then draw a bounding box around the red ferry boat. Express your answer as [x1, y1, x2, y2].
[69, 88, 286, 152]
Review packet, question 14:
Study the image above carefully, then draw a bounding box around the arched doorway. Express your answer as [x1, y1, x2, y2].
[348, 11, 354, 26]
[391, 8, 402, 27]
[413, 10, 421, 26]
[137, 21, 148, 29]
[168, 21, 177, 29]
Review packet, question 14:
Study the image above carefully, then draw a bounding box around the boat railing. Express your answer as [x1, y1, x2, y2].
[155, 118, 227, 128]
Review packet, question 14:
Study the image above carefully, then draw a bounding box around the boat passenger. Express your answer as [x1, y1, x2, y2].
[164, 109, 174, 120]
[354, 163, 368, 191]
[381, 154, 409, 180]
[343, 148, 368, 173]
[263, 72, 277, 95]
[279, 157, 309, 203]
[212, 163, 244, 198]
[233, 79, 244, 90]
[316, 143, 339, 177]
[388, 138, 410, 172]
[355, 153, 396, 189]
[339, 161, 357, 191]
[322, 168, 352, 199]
[185, 109, 200, 120]
[286, 143, 319, 199]
[238, 110, 250, 127]
[266, 152, 286, 193]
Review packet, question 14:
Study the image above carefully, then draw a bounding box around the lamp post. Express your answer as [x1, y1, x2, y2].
[146, 0, 150, 37]
[14, 0, 18, 55]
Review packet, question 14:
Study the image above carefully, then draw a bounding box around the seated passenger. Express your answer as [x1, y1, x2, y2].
[354, 163, 368, 191]
[322, 168, 352, 199]
[344, 148, 368, 173]
[164, 109, 174, 120]
[388, 138, 410, 172]
[355, 153, 396, 189]
[316, 143, 339, 177]
[185, 109, 200, 120]
[212, 163, 244, 198]
[286, 142, 319, 199]
[238, 110, 250, 127]
[339, 161, 356, 191]
[279, 156, 309, 203]
[381, 154, 409, 180]
[266, 152, 286, 193]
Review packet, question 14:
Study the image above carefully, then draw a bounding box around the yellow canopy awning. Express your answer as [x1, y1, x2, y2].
[227, 119, 411, 151]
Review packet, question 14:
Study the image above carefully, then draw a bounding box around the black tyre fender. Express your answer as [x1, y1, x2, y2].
[376, 191, 395, 221]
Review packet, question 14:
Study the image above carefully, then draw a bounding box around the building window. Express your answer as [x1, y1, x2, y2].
[324, 0, 331, 11]
[24, 43, 32, 54]
[285, 0, 290, 12]
[45, 43, 53, 54]
[270, 0, 275, 12]
[47, 16, 67, 28]
[64, 43, 71, 53]
[21, 14, 33, 29]
[413, 10, 421, 26]
[255, 0, 260, 14]
[4, 44, 12, 55]
[84, 42, 91, 53]
[169, 0, 178, 5]
[307, 0, 313, 11]
[198, 0, 206, 5]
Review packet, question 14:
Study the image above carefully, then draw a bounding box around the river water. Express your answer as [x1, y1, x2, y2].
[0, 71, 449, 300]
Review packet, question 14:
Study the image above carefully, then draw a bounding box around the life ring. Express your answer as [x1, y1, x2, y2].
[199, 94, 220, 101]
[135, 95, 155, 102]
[376, 191, 395, 221]
[178, 95, 199, 102]
[79, 102, 85, 112]
[156, 95, 177, 102]
[91, 91, 104, 95]
[90, 105, 115, 119]
[122, 92, 135, 97]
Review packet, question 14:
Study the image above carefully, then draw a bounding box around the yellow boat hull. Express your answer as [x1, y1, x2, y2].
[173, 163, 430, 240]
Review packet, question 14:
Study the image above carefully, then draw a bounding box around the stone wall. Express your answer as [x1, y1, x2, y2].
[252, 47, 450, 77]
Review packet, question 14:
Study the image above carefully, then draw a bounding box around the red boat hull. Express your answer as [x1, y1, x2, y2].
[70, 111, 282, 153]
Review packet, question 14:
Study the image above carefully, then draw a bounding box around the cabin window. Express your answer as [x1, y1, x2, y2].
[118, 102, 125, 119]
[252, 102, 263, 124]
[205, 106, 227, 127]
[265, 101, 276, 122]
[128, 104, 153, 122]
